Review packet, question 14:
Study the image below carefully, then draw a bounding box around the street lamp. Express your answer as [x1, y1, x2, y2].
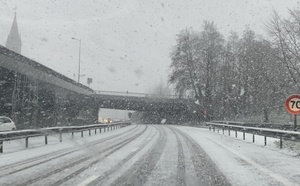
[71, 37, 81, 83]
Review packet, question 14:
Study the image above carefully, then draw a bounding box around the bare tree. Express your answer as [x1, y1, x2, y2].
[169, 28, 201, 100]
[267, 10, 300, 89]
[169, 21, 224, 120]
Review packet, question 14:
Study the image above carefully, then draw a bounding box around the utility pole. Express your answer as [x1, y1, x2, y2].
[71, 37, 81, 83]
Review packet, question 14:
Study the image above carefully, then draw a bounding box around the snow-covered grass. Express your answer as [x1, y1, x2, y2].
[207, 118, 300, 156]
[226, 112, 292, 124]
[209, 128, 278, 147]
[207, 127, 300, 157]
[274, 140, 300, 156]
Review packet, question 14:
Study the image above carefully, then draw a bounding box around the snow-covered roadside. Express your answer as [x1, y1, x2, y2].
[174, 126, 300, 186]
[0, 125, 137, 167]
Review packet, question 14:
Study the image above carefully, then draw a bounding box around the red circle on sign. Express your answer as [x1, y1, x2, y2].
[285, 94, 300, 115]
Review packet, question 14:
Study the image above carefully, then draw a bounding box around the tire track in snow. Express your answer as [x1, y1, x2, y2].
[110, 125, 167, 186]
[12, 125, 145, 186]
[170, 126, 231, 186]
[47, 125, 148, 186]
[170, 128, 186, 186]
[86, 125, 158, 185]
[0, 124, 139, 177]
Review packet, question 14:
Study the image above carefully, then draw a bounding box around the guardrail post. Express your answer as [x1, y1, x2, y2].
[294, 115, 297, 131]
[213, 127, 215, 132]
[217, 128, 219, 133]
[100, 128, 101, 133]
[72, 132, 74, 138]
[209, 126, 211, 131]
[280, 137, 283, 149]
[235, 130, 237, 138]
[243, 131, 245, 140]
[95, 129, 97, 134]
[228, 128, 230, 136]
[264, 136, 267, 146]
[45, 135, 48, 145]
[59, 131, 62, 143]
[25, 137, 29, 148]
[89, 130, 91, 136]
[222, 126, 224, 134]
[252, 134, 255, 143]
[0, 140, 3, 153]
[81, 131, 83, 138]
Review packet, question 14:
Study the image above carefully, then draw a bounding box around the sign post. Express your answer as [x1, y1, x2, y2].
[87, 78, 93, 87]
[294, 114, 297, 131]
[285, 94, 300, 131]
[128, 112, 132, 119]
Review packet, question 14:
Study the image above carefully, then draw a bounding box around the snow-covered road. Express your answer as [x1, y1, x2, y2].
[0, 124, 299, 186]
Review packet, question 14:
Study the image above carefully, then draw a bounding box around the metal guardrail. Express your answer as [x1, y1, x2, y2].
[0, 121, 131, 153]
[206, 122, 300, 149]
[211, 120, 298, 131]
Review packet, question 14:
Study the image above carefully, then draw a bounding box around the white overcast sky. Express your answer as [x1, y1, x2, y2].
[0, 0, 298, 93]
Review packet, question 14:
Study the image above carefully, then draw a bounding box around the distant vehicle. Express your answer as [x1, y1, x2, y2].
[106, 118, 112, 124]
[99, 117, 113, 124]
[0, 116, 16, 131]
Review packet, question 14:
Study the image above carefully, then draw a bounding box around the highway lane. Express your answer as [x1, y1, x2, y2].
[0, 125, 230, 186]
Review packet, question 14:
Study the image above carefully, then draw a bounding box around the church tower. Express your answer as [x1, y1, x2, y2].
[6, 13, 22, 54]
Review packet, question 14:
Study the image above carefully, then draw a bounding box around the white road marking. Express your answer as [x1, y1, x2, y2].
[77, 175, 98, 186]
[131, 147, 139, 152]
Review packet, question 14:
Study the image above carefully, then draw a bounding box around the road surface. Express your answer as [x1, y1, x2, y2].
[0, 124, 299, 186]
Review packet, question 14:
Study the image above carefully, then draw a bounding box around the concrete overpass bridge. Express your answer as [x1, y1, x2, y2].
[0, 46, 192, 128]
[92, 90, 190, 112]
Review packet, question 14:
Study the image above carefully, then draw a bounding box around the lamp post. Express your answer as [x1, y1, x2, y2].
[71, 37, 81, 83]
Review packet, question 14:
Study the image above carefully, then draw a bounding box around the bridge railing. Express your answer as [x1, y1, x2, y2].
[96, 90, 178, 98]
[206, 121, 300, 149]
[0, 121, 131, 153]
[95, 90, 193, 99]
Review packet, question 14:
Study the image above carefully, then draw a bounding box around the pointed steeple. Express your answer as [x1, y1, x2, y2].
[6, 12, 22, 54]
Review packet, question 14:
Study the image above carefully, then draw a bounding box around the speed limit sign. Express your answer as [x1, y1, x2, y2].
[285, 94, 300, 115]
